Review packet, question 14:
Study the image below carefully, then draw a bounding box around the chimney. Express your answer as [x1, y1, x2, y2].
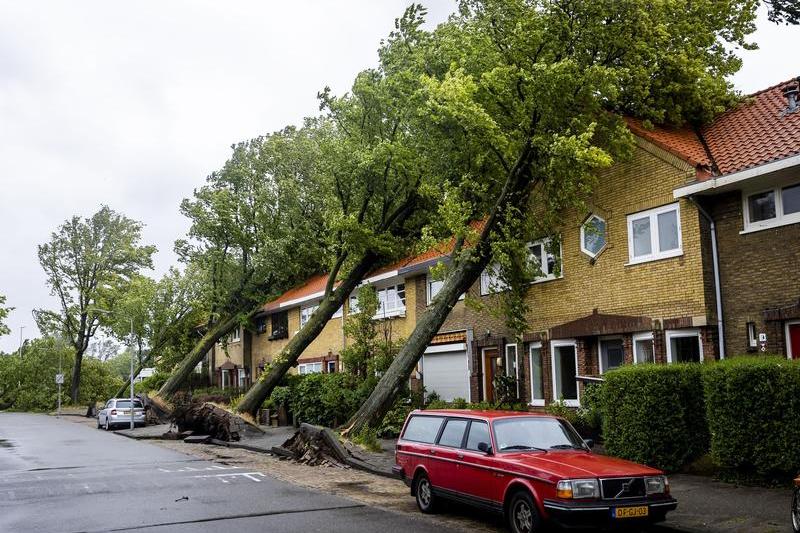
[782, 77, 800, 115]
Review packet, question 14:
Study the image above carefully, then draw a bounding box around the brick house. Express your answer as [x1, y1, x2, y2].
[673, 77, 800, 360]
[206, 325, 252, 390]
[209, 77, 800, 407]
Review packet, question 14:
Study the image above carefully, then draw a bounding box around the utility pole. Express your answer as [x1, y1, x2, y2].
[129, 317, 135, 430]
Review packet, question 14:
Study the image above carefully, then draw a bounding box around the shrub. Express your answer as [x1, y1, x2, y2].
[704, 356, 800, 482]
[291, 373, 370, 427]
[601, 364, 707, 472]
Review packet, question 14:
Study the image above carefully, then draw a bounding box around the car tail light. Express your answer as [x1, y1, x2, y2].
[110, 410, 117, 415]
[396, 444, 402, 452]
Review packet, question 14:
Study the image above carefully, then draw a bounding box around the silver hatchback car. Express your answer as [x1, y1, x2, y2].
[97, 398, 146, 430]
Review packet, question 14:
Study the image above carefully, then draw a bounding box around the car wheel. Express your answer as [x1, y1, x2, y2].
[96, 418, 101, 429]
[792, 487, 800, 533]
[104, 418, 110, 431]
[414, 473, 436, 514]
[508, 490, 541, 533]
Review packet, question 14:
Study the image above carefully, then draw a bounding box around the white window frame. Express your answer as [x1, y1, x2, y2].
[426, 273, 465, 305]
[373, 283, 406, 319]
[529, 342, 545, 407]
[327, 360, 337, 373]
[231, 327, 241, 342]
[298, 362, 323, 375]
[632, 332, 655, 364]
[238, 368, 247, 388]
[550, 339, 579, 407]
[300, 303, 319, 328]
[626, 202, 683, 265]
[348, 293, 361, 314]
[505, 343, 519, 397]
[480, 237, 562, 296]
[580, 214, 607, 258]
[742, 181, 800, 233]
[786, 320, 800, 360]
[665, 328, 704, 363]
[480, 263, 507, 295]
[747, 322, 758, 349]
[598, 336, 624, 374]
[528, 237, 562, 283]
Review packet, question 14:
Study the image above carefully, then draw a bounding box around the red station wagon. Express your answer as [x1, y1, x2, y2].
[393, 410, 677, 532]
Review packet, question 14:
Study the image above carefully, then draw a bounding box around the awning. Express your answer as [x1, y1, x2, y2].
[550, 309, 653, 339]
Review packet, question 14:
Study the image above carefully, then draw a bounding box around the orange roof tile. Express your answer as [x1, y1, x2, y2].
[700, 79, 800, 175]
[626, 78, 800, 180]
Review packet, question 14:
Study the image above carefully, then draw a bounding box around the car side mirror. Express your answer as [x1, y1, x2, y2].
[583, 438, 594, 449]
[477, 442, 493, 455]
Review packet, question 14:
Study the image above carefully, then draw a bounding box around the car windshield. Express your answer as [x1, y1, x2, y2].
[493, 417, 587, 452]
[115, 400, 142, 408]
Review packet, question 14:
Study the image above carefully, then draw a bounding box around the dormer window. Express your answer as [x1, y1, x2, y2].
[580, 214, 607, 258]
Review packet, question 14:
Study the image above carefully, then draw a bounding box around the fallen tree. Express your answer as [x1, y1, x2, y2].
[170, 392, 246, 442]
[343, 0, 759, 434]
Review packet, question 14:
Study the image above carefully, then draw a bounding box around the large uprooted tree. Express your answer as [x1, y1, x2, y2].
[234, 6, 451, 417]
[343, 0, 761, 435]
[157, 130, 327, 398]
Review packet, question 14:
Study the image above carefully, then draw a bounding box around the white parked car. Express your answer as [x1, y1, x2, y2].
[97, 398, 146, 430]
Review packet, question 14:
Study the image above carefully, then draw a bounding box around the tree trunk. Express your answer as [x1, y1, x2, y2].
[70, 349, 85, 403]
[343, 251, 489, 435]
[235, 253, 378, 417]
[157, 313, 241, 398]
[343, 143, 537, 435]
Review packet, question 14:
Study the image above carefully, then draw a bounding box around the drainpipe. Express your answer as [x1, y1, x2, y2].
[688, 196, 725, 359]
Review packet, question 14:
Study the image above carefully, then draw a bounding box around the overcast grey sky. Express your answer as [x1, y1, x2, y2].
[1, 2, 798, 353]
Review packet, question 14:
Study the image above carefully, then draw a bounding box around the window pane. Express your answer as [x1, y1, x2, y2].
[634, 338, 654, 364]
[671, 335, 700, 363]
[631, 217, 652, 257]
[438, 419, 468, 447]
[583, 217, 606, 256]
[465, 421, 490, 451]
[657, 210, 679, 252]
[530, 347, 543, 401]
[601, 339, 624, 371]
[402, 416, 443, 444]
[429, 279, 443, 301]
[783, 183, 800, 215]
[748, 190, 776, 222]
[505, 345, 517, 378]
[554, 345, 578, 401]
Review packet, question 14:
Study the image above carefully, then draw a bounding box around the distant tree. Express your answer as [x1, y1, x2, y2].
[0, 294, 12, 337]
[34, 206, 156, 403]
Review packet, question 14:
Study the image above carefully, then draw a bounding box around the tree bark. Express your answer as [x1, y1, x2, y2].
[157, 313, 241, 398]
[70, 349, 85, 403]
[235, 253, 378, 417]
[343, 143, 537, 435]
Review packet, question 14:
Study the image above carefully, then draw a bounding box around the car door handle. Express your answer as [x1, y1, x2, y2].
[456, 453, 464, 459]
[429, 449, 436, 455]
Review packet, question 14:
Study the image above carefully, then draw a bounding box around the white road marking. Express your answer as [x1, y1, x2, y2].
[192, 472, 266, 484]
[157, 465, 241, 473]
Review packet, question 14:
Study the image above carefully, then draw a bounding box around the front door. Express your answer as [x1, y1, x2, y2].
[483, 348, 501, 402]
[789, 322, 800, 359]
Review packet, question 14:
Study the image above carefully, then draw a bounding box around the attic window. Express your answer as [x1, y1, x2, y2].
[580, 214, 607, 258]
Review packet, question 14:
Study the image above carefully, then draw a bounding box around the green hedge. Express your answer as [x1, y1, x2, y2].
[601, 364, 708, 472]
[290, 373, 375, 428]
[704, 356, 800, 481]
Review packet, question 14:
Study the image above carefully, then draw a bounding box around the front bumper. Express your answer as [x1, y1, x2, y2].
[543, 497, 677, 529]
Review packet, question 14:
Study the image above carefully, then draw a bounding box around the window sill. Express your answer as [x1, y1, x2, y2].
[373, 309, 406, 320]
[625, 250, 683, 267]
[740, 218, 800, 234]
[529, 400, 545, 407]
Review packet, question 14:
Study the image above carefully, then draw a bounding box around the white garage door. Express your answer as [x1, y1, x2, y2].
[422, 345, 469, 401]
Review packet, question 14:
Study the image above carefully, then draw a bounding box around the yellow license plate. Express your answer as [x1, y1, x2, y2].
[613, 506, 649, 519]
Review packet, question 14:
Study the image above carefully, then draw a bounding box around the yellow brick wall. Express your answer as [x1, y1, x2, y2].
[250, 276, 421, 372]
[523, 138, 709, 333]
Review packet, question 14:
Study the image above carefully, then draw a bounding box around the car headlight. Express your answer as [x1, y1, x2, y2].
[645, 476, 669, 495]
[556, 479, 600, 499]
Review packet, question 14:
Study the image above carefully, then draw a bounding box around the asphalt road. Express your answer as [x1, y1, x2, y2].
[0, 413, 458, 533]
